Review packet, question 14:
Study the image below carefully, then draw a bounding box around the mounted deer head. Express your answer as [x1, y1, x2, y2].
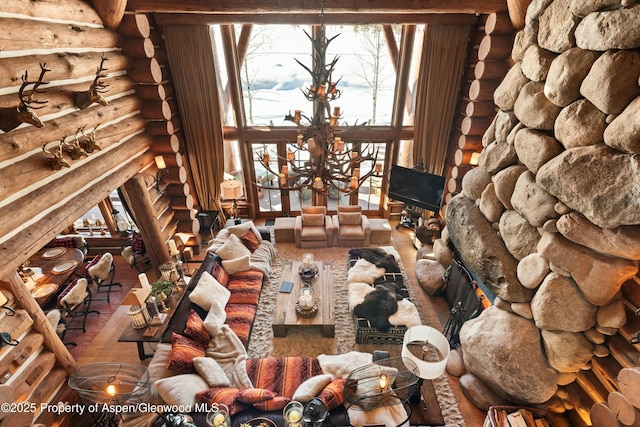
[42, 139, 70, 170]
[0, 63, 51, 132]
[74, 54, 110, 109]
[65, 132, 89, 160]
[77, 124, 102, 153]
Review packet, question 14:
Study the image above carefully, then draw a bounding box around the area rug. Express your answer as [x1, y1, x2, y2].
[246, 234, 465, 426]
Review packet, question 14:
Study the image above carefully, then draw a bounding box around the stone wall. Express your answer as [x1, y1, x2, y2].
[441, 0, 640, 417]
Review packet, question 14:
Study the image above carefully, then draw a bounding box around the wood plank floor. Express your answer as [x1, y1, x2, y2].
[74, 219, 486, 426]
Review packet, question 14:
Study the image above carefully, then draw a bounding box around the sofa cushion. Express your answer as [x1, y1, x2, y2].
[338, 211, 361, 225]
[224, 304, 258, 348]
[227, 270, 263, 306]
[246, 357, 323, 398]
[227, 220, 263, 242]
[239, 230, 261, 252]
[293, 374, 333, 402]
[196, 387, 247, 415]
[167, 332, 206, 374]
[302, 213, 325, 227]
[193, 357, 230, 387]
[221, 254, 251, 275]
[301, 226, 328, 241]
[189, 271, 231, 312]
[184, 309, 211, 346]
[339, 224, 364, 239]
[155, 373, 209, 407]
[217, 234, 251, 261]
[317, 378, 347, 410]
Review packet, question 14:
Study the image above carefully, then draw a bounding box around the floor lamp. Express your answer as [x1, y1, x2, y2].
[220, 179, 243, 223]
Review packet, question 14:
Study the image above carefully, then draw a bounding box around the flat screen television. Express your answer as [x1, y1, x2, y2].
[388, 165, 445, 212]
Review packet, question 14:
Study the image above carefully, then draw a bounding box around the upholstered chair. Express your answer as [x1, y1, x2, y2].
[294, 206, 334, 248]
[332, 205, 371, 247]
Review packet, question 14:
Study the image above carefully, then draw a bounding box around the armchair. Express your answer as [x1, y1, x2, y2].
[332, 205, 371, 247]
[121, 231, 151, 273]
[294, 206, 334, 248]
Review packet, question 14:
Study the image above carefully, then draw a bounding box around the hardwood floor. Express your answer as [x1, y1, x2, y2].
[73, 220, 486, 426]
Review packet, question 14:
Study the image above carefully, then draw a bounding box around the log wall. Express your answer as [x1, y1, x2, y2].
[0, 2, 195, 425]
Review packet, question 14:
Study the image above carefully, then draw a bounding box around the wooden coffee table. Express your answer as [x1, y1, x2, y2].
[272, 261, 335, 337]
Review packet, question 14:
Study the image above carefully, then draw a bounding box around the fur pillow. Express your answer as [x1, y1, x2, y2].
[216, 234, 251, 261]
[302, 213, 324, 226]
[155, 374, 209, 407]
[203, 300, 227, 336]
[221, 254, 251, 275]
[389, 298, 422, 328]
[88, 252, 112, 280]
[347, 259, 385, 284]
[189, 271, 231, 311]
[193, 357, 231, 387]
[292, 374, 333, 402]
[227, 220, 263, 242]
[353, 286, 399, 332]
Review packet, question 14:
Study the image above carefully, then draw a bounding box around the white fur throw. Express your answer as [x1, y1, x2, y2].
[155, 374, 209, 407]
[193, 357, 231, 387]
[46, 309, 61, 329]
[61, 278, 88, 308]
[203, 300, 227, 336]
[347, 259, 385, 284]
[389, 298, 422, 328]
[378, 245, 401, 262]
[121, 246, 135, 265]
[347, 402, 408, 426]
[348, 282, 374, 311]
[293, 374, 333, 402]
[318, 351, 372, 379]
[189, 271, 231, 312]
[216, 233, 251, 261]
[89, 252, 113, 281]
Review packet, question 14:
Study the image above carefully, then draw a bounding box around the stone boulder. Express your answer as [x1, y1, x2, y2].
[556, 212, 640, 260]
[513, 129, 563, 173]
[446, 348, 466, 377]
[521, 45, 557, 82]
[446, 195, 533, 302]
[531, 273, 597, 332]
[461, 166, 492, 201]
[514, 81, 562, 130]
[544, 47, 600, 107]
[511, 171, 559, 227]
[597, 299, 627, 329]
[479, 183, 505, 224]
[511, 28, 537, 63]
[538, 0, 580, 53]
[499, 210, 540, 260]
[554, 99, 607, 149]
[493, 165, 528, 210]
[494, 110, 519, 144]
[415, 259, 446, 295]
[478, 140, 518, 175]
[525, 0, 554, 25]
[575, 5, 640, 50]
[537, 145, 640, 228]
[570, 0, 621, 18]
[517, 253, 550, 290]
[460, 306, 558, 404]
[580, 49, 640, 115]
[604, 95, 640, 155]
[537, 232, 638, 306]
[494, 64, 530, 111]
[432, 238, 453, 268]
[511, 302, 533, 319]
[541, 329, 594, 373]
[459, 373, 507, 411]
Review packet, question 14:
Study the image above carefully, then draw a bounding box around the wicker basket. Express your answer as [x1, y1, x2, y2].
[484, 406, 553, 427]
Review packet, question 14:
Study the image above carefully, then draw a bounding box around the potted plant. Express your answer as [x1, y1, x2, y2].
[151, 280, 173, 297]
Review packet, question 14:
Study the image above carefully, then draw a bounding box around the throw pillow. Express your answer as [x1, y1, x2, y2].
[216, 234, 251, 261]
[238, 230, 261, 252]
[317, 351, 373, 379]
[193, 357, 231, 387]
[338, 211, 361, 225]
[196, 387, 247, 415]
[292, 374, 333, 402]
[221, 255, 251, 275]
[251, 395, 291, 411]
[155, 374, 209, 407]
[227, 220, 263, 242]
[236, 388, 277, 404]
[212, 262, 230, 287]
[302, 213, 324, 227]
[317, 378, 346, 410]
[203, 300, 227, 336]
[189, 271, 231, 311]
[131, 231, 145, 253]
[184, 309, 210, 346]
[167, 332, 206, 373]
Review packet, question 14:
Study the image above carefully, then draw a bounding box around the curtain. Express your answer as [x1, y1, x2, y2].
[163, 25, 225, 211]
[413, 24, 470, 175]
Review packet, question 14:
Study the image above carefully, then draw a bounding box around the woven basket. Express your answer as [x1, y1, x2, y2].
[484, 405, 553, 427]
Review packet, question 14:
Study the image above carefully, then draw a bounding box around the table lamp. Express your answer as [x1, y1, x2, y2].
[220, 179, 243, 222]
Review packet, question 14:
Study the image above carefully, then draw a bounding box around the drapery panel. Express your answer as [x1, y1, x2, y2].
[163, 25, 225, 211]
[413, 24, 470, 176]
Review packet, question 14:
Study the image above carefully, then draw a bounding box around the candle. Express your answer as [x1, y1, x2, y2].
[263, 152, 270, 164]
[138, 273, 151, 290]
[279, 173, 287, 185]
[333, 106, 341, 117]
[313, 177, 323, 189]
[297, 134, 304, 147]
[307, 138, 316, 151]
[287, 149, 295, 162]
[329, 116, 337, 127]
[378, 373, 388, 390]
[168, 239, 178, 256]
[375, 162, 382, 173]
[334, 137, 344, 152]
[106, 384, 117, 396]
[287, 408, 302, 423]
[294, 110, 302, 123]
[154, 155, 166, 170]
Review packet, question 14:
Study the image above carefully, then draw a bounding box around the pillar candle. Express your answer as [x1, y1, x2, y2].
[138, 273, 151, 290]
[168, 239, 178, 255]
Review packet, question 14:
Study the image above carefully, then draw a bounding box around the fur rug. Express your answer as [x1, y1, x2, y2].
[246, 232, 465, 426]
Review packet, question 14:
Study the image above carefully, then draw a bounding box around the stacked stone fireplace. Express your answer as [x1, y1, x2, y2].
[440, 0, 640, 416]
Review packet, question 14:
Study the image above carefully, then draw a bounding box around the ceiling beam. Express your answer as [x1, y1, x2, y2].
[153, 12, 480, 26]
[127, 0, 506, 15]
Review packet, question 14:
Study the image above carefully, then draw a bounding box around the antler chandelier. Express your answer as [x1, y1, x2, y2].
[255, 1, 384, 196]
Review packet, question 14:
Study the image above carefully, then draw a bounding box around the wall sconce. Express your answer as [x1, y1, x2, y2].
[220, 179, 243, 221]
[470, 152, 481, 166]
[154, 155, 168, 195]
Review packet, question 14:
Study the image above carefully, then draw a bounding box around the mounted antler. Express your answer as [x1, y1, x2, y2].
[65, 132, 89, 160]
[0, 63, 51, 132]
[78, 124, 102, 153]
[74, 54, 110, 109]
[42, 139, 71, 170]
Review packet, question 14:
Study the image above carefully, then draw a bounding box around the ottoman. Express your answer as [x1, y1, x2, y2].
[368, 218, 392, 245]
[274, 217, 296, 243]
